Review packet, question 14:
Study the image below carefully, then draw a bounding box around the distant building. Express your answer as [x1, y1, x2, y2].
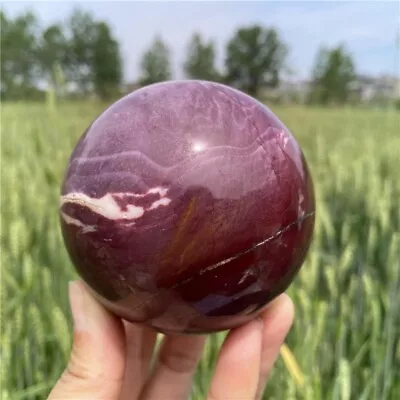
[259, 80, 311, 104]
[276, 80, 311, 104]
[123, 77, 399, 105]
[349, 74, 400, 102]
[263, 74, 400, 105]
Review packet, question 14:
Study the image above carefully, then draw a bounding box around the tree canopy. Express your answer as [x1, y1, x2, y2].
[184, 33, 219, 81]
[139, 36, 172, 86]
[1, 11, 40, 99]
[1, 8, 122, 100]
[225, 25, 288, 97]
[309, 45, 356, 104]
[1, 8, 366, 106]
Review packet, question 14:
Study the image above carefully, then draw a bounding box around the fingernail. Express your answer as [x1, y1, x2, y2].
[69, 281, 88, 331]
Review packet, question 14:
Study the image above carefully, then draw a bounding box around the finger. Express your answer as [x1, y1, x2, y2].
[141, 333, 206, 400]
[119, 321, 157, 400]
[256, 294, 294, 399]
[48, 281, 125, 400]
[207, 317, 263, 400]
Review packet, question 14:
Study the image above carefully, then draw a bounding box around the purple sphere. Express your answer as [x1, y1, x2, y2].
[60, 80, 315, 334]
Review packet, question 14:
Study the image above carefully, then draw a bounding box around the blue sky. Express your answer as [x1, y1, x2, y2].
[3, 1, 400, 82]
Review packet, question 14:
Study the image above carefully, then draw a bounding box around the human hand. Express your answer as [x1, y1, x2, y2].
[48, 281, 294, 400]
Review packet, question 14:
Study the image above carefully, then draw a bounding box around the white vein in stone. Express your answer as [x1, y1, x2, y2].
[60, 188, 172, 231]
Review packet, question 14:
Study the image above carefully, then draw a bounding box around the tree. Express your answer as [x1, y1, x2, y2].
[0, 10, 40, 100]
[92, 22, 122, 100]
[66, 9, 122, 99]
[225, 25, 287, 97]
[0, 8, 123, 101]
[184, 33, 219, 81]
[139, 36, 171, 86]
[67, 9, 98, 94]
[37, 24, 69, 96]
[309, 45, 356, 104]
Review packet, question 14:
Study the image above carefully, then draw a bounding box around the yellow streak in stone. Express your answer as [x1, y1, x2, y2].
[160, 197, 198, 275]
[60, 192, 145, 220]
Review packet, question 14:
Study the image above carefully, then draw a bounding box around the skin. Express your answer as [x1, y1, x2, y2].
[48, 280, 294, 400]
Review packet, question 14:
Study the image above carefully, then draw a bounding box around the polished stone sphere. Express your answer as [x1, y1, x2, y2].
[60, 80, 315, 334]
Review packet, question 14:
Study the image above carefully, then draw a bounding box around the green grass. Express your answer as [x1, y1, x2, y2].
[1, 101, 399, 399]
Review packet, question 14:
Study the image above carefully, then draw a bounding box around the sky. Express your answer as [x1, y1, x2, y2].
[2, 1, 400, 82]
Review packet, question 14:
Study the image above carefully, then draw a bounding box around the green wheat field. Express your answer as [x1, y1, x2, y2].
[1, 101, 399, 400]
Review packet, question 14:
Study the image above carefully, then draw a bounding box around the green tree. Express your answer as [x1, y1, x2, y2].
[37, 24, 69, 96]
[92, 22, 122, 100]
[0, 10, 40, 100]
[225, 25, 287, 97]
[67, 9, 98, 94]
[184, 33, 219, 81]
[66, 9, 123, 98]
[0, 8, 123, 101]
[309, 45, 356, 104]
[139, 36, 172, 86]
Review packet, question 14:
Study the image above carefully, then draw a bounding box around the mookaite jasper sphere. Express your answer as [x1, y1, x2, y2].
[60, 80, 315, 334]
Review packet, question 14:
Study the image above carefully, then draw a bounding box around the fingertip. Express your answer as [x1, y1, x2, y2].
[278, 293, 295, 321]
[254, 294, 296, 399]
[260, 293, 295, 335]
[220, 316, 264, 366]
[207, 317, 263, 399]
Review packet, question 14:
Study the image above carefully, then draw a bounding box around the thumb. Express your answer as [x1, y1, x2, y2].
[48, 281, 126, 400]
